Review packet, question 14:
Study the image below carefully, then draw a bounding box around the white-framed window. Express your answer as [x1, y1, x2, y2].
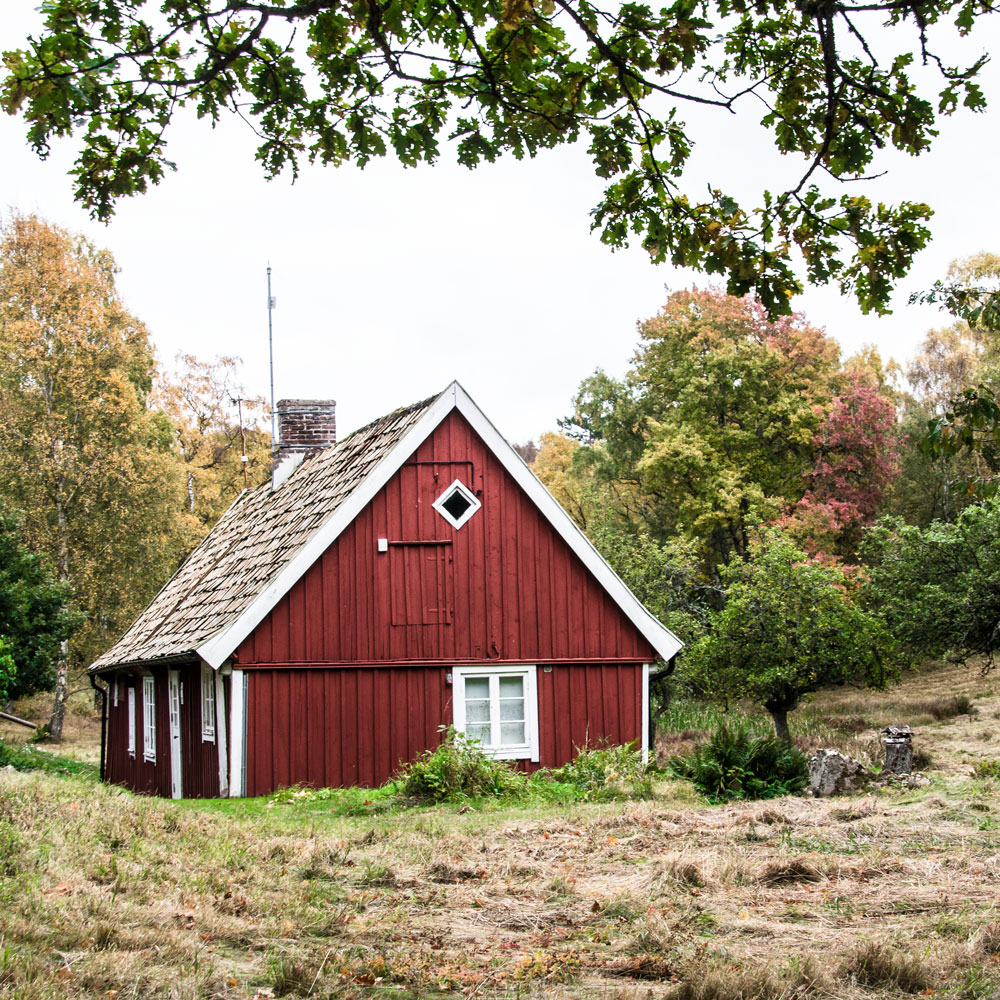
[127, 685, 136, 757]
[432, 479, 481, 530]
[142, 675, 157, 763]
[113, 678, 119, 708]
[201, 665, 216, 741]
[452, 665, 538, 761]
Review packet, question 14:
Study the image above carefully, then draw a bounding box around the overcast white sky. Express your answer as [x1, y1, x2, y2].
[2, 8, 999, 443]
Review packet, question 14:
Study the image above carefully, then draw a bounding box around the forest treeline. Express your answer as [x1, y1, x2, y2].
[0, 214, 272, 737]
[1, 211, 999, 741]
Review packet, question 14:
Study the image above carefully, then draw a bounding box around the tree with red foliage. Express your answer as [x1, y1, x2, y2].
[782, 372, 900, 558]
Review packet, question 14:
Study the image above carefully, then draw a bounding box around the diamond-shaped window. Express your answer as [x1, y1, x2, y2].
[433, 479, 481, 529]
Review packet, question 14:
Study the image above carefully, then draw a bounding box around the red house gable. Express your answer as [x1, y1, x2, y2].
[235, 410, 657, 667]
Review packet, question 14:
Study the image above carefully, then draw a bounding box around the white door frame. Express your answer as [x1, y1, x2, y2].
[229, 669, 247, 797]
[168, 669, 183, 799]
[215, 666, 230, 797]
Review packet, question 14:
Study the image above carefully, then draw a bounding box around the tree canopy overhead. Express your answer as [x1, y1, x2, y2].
[2, 1, 993, 315]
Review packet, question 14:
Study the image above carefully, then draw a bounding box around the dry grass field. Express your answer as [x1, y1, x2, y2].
[3, 660, 1000, 1000]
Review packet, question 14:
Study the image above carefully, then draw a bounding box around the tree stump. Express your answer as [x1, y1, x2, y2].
[881, 725, 913, 775]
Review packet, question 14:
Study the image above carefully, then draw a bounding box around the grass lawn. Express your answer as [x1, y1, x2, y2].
[2, 659, 1000, 999]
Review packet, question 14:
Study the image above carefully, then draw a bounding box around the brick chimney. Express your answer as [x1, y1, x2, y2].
[272, 398, 337, 490]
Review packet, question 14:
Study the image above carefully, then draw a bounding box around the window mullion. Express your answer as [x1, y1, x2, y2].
[490, 674, 500, 748]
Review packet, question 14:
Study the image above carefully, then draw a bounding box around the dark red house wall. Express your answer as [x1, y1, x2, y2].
[244, 663, 642, 794]
[105, 672, 171, 796]
[104, 666, 225, 797]
[538, 663, 642, 768]
[236, 411, 657, 666]
[177, 663, 222, 799]
[245, 666, 449, 794]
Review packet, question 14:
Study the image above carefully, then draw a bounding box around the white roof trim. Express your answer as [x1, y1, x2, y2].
[196, 384, 459, 668]
[197, 381, 682, 668]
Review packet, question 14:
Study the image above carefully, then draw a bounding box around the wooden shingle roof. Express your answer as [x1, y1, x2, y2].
[91, 394, 436, 671]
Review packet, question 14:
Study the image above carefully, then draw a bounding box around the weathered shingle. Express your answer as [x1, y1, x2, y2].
[91, 393, 437, 671]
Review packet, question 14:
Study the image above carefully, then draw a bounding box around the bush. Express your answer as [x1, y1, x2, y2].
[823, 715, 870, 734]
[971, 759, 1000, 780]
[547, 742, 653, 801]
[398, 727, 528, 801]
[926, 695, 976, 720]
[669, 724, 808, 802]
[0, 637, 14, 703]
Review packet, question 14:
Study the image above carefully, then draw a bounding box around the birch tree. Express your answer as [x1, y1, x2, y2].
[0, 213, 186, 738]
[155, 353, 271, 533]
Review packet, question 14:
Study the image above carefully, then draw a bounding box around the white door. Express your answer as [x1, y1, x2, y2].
[168, 670, 182, 799]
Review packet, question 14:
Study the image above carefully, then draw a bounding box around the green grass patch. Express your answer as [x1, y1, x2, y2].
[0, 738, 99, 780]
[188, 737, 658, 824]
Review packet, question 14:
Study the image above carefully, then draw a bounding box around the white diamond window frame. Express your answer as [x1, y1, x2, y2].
[432, 478, 482, 530]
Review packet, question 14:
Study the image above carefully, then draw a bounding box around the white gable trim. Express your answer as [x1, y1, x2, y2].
[196, 382, 682, 668]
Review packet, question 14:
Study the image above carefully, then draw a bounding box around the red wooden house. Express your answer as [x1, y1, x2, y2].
[90, 383, 682, 797]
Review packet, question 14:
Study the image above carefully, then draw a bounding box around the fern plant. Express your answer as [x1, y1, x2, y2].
[670, 723, 808, 802]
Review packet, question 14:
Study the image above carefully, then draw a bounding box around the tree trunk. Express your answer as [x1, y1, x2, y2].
[767, 705, 791, 743]
[48, 639, 69, 741]
[49, 452, 71, 742]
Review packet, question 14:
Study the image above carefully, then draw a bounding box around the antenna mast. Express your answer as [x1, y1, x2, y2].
[267, 265, 277, 454]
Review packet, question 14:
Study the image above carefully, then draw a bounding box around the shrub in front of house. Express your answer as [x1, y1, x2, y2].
[398, 727, 529, 801]
[546, 742, 653, 801]
[670, 723, 809, 802]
